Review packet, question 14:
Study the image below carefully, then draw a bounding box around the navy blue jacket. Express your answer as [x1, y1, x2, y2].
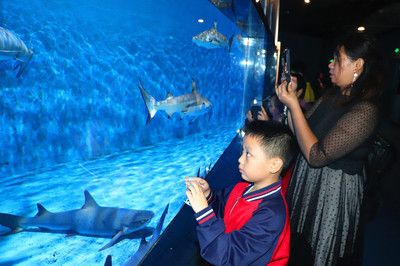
[194, 181, 290, 266]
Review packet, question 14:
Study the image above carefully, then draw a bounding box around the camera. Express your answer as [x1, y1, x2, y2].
[251, 105, 262, 120]
[282, 48, 291, 84]
[250, 98, 262, 120]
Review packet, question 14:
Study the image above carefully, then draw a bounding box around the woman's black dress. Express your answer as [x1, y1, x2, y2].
[287, 92, 378, 265]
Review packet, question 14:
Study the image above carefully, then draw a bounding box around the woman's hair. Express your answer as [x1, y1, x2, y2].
[333, 33, 383, 104]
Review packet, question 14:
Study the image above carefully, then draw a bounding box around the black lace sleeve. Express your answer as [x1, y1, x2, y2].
[309, 101, 378, 167]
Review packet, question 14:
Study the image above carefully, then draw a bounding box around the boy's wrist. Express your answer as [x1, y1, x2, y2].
[194, 206, 216, 225]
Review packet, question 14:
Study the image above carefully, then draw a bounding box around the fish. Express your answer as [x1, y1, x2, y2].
[139, 80, 211, 123]
[0, 26, 33, 78]
[0, 190, 154, 251]
[192, 21, 232, 50]
[210, 0, 232, 9]
[197, 163, 213, 178]
[103, 204, 169, 266]
[122, 204, 169, 265]
[104, 255, 112, 266]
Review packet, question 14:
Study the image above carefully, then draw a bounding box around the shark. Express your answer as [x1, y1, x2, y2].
[138, 80, 211, 123]
[192, 21, 232, 50]
[0, 26, 33, 78]
[0, 190, 154, 251]
[104, 204, 169, 266]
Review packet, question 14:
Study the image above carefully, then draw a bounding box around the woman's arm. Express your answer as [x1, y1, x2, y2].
[286, 100, 317, 162]
[287, 110, 294, 133]
[276, 80, 317, 162]
[307, 102, 378, 167]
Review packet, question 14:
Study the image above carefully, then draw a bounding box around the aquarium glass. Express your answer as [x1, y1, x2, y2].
[0, 0, 276, 265]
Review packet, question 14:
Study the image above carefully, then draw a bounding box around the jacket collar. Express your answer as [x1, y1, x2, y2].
[243, 181, 282, 202]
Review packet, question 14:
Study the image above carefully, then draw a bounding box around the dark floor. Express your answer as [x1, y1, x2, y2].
[362, 120, 400, 266]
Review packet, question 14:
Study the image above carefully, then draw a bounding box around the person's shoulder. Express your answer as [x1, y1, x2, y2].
[258, 193, 287, 216]
[253, 196, 287, 230]
[345, 101, 379, 124]
[352, 100, 379, 113]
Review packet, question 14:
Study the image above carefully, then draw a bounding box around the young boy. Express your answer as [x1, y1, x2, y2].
[185, 120, 296, 265]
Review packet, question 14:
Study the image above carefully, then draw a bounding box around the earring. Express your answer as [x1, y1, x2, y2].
[352, 73, 358, 82]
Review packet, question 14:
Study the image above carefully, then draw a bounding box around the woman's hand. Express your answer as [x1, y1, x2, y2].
[276, 76, 299, 110]
[185, 179, 209, 213]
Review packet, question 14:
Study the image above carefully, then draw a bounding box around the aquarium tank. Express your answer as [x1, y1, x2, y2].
[0, 0, 278, 265]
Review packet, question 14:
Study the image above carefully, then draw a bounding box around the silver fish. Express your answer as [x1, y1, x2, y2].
[139, 80, 211, 123]
[192, 21, 231, 49]
[0, 26, 33, 77]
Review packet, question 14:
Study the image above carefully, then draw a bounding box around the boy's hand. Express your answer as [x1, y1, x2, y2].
[185, 177, 210, 198]
[186, 180, 209, 213]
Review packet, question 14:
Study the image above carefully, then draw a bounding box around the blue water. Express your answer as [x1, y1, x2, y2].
[0, 0, 244, 176]
[0, 125, 237, 265]
[0, 0, 271, 264]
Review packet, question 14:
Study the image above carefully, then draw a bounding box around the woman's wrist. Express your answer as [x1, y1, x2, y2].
[287, 98, 301, 112]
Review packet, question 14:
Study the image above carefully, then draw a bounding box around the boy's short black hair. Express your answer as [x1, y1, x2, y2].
[244, 120, 296, 172]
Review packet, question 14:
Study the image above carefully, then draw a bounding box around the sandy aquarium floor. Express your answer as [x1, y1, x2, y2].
[0, 126, 238, 265]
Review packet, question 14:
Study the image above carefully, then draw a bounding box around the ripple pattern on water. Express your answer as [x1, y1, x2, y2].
[0, 125, 237, 265]
[0, 0, 243, 176]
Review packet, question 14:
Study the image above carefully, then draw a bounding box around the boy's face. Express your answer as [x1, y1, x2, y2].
[238, 135, 277, 184]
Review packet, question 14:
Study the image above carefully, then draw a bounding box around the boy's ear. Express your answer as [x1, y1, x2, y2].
[269, 157, 284, 174]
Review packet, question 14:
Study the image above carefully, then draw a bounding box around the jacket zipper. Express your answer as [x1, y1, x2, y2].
[229, 186, 253, 216]
[229, 196, 241, 216]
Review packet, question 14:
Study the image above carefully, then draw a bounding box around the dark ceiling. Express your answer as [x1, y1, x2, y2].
[279, 0, 400, 39]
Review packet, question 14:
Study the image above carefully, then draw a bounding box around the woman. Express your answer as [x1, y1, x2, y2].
[276, 34, 382, 265]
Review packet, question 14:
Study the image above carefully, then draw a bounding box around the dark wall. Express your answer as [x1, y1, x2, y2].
[279, 32, 325, 83]
[376, 30, 400, 122]
[279, 30, 400, 123]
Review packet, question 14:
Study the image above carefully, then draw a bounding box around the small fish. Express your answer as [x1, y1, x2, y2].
[139, 80, 211, 123]
[192, 21, 233, 50]
[210, 0, 232, 9]
[0, 27, 33, 78]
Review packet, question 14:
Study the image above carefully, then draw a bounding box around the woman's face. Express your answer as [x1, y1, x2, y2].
[328, 46, 357, 89]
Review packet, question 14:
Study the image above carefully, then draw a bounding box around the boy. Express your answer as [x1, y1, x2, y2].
[185, 120, 296, 265]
